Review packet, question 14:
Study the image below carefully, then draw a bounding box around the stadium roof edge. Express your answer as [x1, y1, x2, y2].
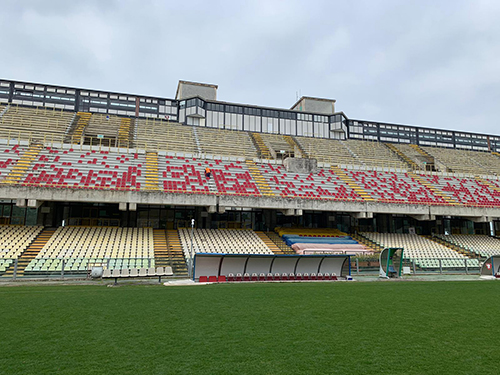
[183, 94, 348, 117]
[350, 116, 500, 139]
[0, 77, 177, 102]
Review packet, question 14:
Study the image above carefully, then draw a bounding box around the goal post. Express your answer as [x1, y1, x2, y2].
[379, 248, 404, 278]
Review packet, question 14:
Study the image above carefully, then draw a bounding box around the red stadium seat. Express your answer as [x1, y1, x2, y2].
[218, 275, 227, 282]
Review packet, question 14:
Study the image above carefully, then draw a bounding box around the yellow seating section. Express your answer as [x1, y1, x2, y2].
[275, 227, 348, 237]
[35, 226, 154, 259]
[0, 225, 43, 259]
[0, 105, 74, 142]
[135, 118, 198, 153]
[197, 127, 258, 158]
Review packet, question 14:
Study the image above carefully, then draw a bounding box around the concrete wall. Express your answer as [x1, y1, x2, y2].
[2, 186, 500, 220]
[292, 97, 336, 115]
[176, 81, 217, 101]
[284, 157, 317, 174]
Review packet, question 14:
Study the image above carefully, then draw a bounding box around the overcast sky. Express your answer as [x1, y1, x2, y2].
[1, 0, 499, 134]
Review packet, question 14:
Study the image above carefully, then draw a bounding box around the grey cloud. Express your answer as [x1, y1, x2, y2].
[0, 0, 499, 134]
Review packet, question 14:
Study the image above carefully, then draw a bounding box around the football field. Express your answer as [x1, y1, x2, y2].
[1, 280, 498, 374]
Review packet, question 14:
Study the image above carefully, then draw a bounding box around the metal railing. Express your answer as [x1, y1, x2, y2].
[350, 257, 481, 276]
[0, 257, 167, 280]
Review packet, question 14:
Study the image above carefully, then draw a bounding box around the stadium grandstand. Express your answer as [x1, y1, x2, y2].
[1, 78, 500, 279]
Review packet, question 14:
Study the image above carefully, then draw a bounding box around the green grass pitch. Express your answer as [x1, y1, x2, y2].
[1, 281, 499, 374]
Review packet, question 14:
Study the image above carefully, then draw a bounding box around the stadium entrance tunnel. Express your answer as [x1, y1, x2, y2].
[379, 248, 404, 278]
[193, 253, 352, 282]
[480, 255, 500, 279]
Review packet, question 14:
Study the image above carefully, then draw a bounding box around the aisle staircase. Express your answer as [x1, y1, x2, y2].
[118, 118, 134, 148]
[408, 172, 460, 205]
[385, 143, 419, 170]
[3, 228, 56, 277]
[70, 112, 92, 144]
[1, 143, 43, 185]
[245, 160, 275, 196]
[262, 231, 295, 254]
[166, 230, 188, 276]
[255, 231, 284, 254]
[424, 235, 479, 259]
[352, 233, 383, 252]
[145, 152, 160, 191]
[153, 229, 171, 268]
[477, 177, 500, 193]
[284, 135, 307, 158]
[410, 144, 435, 170]
[330, 166, 373, 201]
[250, 133, 272, 159]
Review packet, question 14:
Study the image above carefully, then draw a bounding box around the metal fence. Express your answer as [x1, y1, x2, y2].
[0, 257, 161, 280]
[350, 257, 481, 276]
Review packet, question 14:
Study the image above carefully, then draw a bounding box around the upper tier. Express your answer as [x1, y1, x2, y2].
[1, 105, 500, 177]
[0, 141, 499, 208]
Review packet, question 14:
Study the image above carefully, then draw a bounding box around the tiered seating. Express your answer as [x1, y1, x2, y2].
[344, 140, 407, 169]
[345, 170, 448, 205]
[0, 105, 74, 141]
[178, 229, 274, 255]
[276, 228, 349, 237]
[275, 227, 371, 255]
[260, 134, 294, 157]
[394, 144, 429, 168]
[159, 155, 260, 195]
[361, 232, 479, 268]
[259, 163, 362, 200]
[83, 113, 121, 140]
[135, 119, 198, 154]
[25, 227, 154, 273]
[465, 152, 500, 176]
[419, 174, 500, 207]
[23, 146, 146, 190]
[0, 225, 43, 260]
[0, 143, 27, 182]
[197, 127, 258, 158]
[295, 137, 358, 166]
[436, 234, 500, 258]
[422, 147, 488, 175]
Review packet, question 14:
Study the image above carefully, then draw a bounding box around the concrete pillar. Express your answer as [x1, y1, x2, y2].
[27, 199, 43, 208]
[16, 199, 26, 207]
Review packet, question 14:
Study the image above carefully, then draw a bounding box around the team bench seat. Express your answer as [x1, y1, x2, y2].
[103, 266, 173, 284]
[197, 272, 339, 282]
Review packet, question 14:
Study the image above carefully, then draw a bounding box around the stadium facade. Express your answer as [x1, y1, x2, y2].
[0, 78, 499, 236]
[2, 78, 500, 279]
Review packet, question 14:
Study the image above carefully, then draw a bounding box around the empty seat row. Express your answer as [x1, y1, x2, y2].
[178, 229, 274, 256]
[198, 272, 340, 282]
[103, 266, 173, 282]
[0, 225, 43, 259]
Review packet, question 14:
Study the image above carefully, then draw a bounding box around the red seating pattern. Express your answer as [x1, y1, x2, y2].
[346, 170, 448, 205]
[160, 156, 260, 196]
[0, 144, 24, 180]
[3, 143, 500, 209]
[259, 164, 362, 200]
[209, 160, 260, 196]
[161, 156, 210, 193]
[23, 147, 144, 190]
[208, 272, 341, 282]
[421, 175, 500, 207]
